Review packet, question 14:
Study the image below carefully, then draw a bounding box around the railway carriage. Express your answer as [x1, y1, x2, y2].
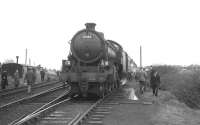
[1, 63, 24, 78]
[0, 63, 54, 84]
[61, 23, 136, 97]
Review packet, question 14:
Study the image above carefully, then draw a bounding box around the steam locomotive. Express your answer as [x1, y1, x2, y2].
[61, 23, 137, 97]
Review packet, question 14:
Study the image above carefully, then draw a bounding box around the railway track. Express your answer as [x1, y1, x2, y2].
[0, 80, 59, 97]
[10, 89, 124, 125]
[0, 81, 63, 107]
[0, 83, 70, 125]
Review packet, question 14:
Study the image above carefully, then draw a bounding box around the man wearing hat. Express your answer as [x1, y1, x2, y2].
[150, 68, 161, 96]
[1, 70, 8, 89]
[14, 69, 20, 88]
[24, 68, 36, 93]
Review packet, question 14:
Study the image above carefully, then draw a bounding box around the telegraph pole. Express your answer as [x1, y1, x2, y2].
[16, 56, 19, 64]
[29, 58, 31, 66]
[25, 48, 27, 66]
[140, 45, 142, 68]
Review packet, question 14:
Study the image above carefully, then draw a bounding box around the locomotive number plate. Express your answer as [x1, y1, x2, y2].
[82, 35, 92, 38]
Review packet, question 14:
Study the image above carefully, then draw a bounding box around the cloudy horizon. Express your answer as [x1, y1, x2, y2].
[1, 0, 200, 70]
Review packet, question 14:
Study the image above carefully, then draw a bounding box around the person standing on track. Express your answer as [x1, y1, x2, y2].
[150, 69, 161, 97]
[24, 68, 36, 93]
[14, 69, 20, 88]
[1, 70, 8, 89]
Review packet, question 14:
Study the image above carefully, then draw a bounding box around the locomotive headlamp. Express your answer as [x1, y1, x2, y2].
[65, 61, 70, 65]
[105, 61, 109, 66]
[100, 60, 104, 66]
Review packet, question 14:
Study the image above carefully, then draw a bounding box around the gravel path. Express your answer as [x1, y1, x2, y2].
[103, 80, 200, 125]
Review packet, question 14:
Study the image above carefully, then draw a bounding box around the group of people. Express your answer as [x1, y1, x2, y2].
[24, 68, 46, 93]
[1, 68, 46, 94]
[136, 67, 161, 97]
[1, 70, 21, 89]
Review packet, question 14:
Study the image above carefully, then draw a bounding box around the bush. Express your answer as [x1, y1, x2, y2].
[152, 65, 200, 109]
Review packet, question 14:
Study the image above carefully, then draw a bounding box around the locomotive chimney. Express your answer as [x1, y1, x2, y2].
[85, 23, 96, 31]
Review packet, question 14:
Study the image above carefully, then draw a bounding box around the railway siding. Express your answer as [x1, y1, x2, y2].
[9, 88, 123, 125]
[11, 97, 97, 125]
[0, 85, 69, 125]
[0, 80, 59, 96]
[0, 81, 62, 107]
[9, 84, 136, 125]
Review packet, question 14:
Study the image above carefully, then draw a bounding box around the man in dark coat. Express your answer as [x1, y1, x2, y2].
[150, 69, 161, 96]
[24, 68, 36, 93]
[1, 71, 8, 89]
[14, 69, 20, 88]
[40, 70, 45, 81]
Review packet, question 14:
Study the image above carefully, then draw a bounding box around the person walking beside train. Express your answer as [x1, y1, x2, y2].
[138, 68, 147, 95]
[150, 69, 161, 97]
[14, 69, 20, 88]
[24, 68, 36, 94]
[1, 70, 8, 89]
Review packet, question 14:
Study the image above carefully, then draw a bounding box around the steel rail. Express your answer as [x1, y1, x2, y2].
[0, 80, 55, 94]
[27, 85, 70, 117]
[9, 87, 115, 125]
[12, 98, 71, 125]
[0, 82, 66, 109]
[0, 80, 59, 97]
[68, 93, 111, 125]
[68, 99, 102, 125]
[9, 87, 71, 125]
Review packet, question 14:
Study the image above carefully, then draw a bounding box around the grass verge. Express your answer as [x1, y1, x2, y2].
[152, 65, 200, 109]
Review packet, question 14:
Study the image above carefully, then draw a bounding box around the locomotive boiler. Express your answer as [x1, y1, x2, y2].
[61, 23, 135, 97]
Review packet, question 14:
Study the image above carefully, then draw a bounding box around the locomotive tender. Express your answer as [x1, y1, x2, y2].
[61, 23, 136, 97]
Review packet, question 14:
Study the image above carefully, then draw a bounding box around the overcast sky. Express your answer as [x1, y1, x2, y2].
[0, 0, 200, 70]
